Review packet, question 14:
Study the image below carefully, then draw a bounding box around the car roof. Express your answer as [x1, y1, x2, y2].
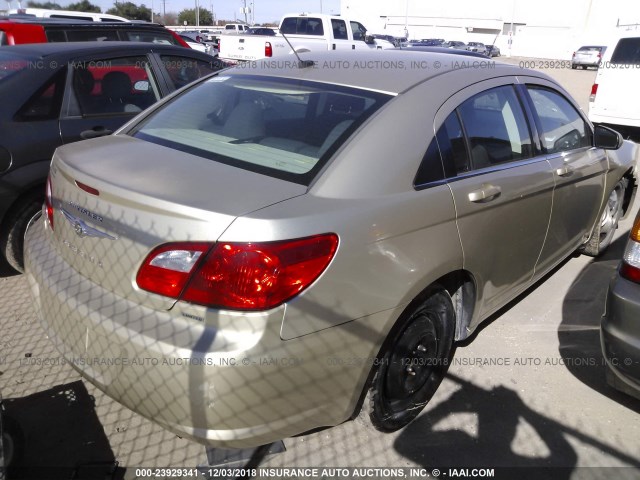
[227, 50, 545, 95]
[0, 41, 192, 57]
[0, 17, 166, 28]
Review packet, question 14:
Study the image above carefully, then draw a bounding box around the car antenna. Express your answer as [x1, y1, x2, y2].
[280, 31, 315, 68]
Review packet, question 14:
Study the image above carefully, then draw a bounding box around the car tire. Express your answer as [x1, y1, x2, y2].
[366, 286, 455, 432]
[571, 64, 577, 69]
[0, 191, 43, 273]
[581, 179, 627, 257]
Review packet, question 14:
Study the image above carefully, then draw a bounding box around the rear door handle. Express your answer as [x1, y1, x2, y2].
[468, 185, 502, 203]
[80, 128, 113, 140]
[556, 166, 573, 177]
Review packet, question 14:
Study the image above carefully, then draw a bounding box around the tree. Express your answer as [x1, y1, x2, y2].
[26, 1, 63, 9]
[106, 2, 151, 21]
[66, 0, 101, 12]
[178, 7, 212, 26]
[157, 12, 177, 25]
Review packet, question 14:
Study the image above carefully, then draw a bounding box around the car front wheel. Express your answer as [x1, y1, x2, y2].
[366, 286, 455, 432]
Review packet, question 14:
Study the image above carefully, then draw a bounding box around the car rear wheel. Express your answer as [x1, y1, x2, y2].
[581, 179, 627, 256]
[0, 191, 43, 273]
[366, 286, 455, 432]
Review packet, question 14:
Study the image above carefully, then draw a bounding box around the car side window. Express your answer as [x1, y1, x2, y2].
[159, 55, 220, 89]
[436, 110, 470, 176]
[15, 68, 67, 121]
[331, 19, 348, 40]
[527, 86, 592, 154]
[457, 85, 532, 169]
[350, 21, 367, 41]
[70, 57, 159, 117]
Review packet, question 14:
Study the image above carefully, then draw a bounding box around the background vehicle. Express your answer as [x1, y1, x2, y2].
[443, 40, 467, 50]
[7, 7, 127, 22]
[246, 27, 276, 36]
[571, 45, 606, 69]
[218, 13, 394, 62]
[589, 34, 640, 136]
[179, 33, 216, 55]
[486, 45, 501, 57]
[223, 23, 249, 33]
[466, 41, 487, 55]
[603, 205, 640, 401]
[0, 17, 189, 47]
[24, 50, 636, 449]
[0, 41, 226, 272]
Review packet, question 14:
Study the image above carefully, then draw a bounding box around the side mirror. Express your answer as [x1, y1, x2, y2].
[594, 124, 623, 150]
[364, 35, 376, 45]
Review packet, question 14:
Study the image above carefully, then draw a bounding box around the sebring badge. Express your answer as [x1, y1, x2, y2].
[61, 209, 117, 240]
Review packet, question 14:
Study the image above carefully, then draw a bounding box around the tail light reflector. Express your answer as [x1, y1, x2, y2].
[620, 216, 640, 284]
[136, 234, 338, 310]
[265, 42, 273, 57]
[589, 83, 598, 102]
[45, 174, 54, 230]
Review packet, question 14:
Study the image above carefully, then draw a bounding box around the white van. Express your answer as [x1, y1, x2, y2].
[8, 8, 128, 22]
[589, 32, 640, 132]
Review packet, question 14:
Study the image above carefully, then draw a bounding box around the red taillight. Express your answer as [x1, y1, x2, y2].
[589, 83, 598, 102]
[137, 243, 212, 299]
[136, 234, 338, 310]
[265, 41, 273, 57]
[620, 216, 640, 284]
[45, 175, 54, 230]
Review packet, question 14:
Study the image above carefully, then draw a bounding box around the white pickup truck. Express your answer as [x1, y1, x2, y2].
[218, 13, 394, 62]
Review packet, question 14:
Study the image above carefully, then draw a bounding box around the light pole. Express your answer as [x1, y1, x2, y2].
[196, 0, 200, 27]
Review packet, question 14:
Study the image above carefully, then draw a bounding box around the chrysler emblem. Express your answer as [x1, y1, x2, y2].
[62, 209, 117, 240]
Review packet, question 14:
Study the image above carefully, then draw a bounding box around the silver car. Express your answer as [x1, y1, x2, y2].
[571, 45, 606, 69]
[25, 50, 637, 448]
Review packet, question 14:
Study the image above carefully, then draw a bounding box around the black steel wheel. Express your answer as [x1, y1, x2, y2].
[367, 286, 455, 432]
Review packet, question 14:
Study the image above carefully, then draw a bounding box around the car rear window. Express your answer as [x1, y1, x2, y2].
[578, 46, 602, 52]
[611, 37, 640, 64]
[132, 74, 391, 185]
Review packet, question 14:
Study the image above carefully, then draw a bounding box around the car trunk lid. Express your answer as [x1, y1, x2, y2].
[48, 134, 307, 310]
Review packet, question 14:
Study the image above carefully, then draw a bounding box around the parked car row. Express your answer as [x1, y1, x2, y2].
[402, 38, 500, 57]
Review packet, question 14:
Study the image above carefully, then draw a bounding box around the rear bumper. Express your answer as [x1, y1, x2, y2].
[24, 218, 385, 448]
[572, 58, 599, 67]
[601, 273, 640, 400]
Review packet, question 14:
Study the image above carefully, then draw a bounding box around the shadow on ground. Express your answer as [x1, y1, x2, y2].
[394, 373, 640, 478]
[559, 230, 640, 411]
[2, 381, 125, 479]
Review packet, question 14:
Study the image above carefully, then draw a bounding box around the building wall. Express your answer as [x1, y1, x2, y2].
[341, 0, 640, 58]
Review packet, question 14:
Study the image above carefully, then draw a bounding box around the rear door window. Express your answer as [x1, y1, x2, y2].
[611, 37, 640, 64]
[64, 29, 119, 42]
[69, 56, 160, 117]
[331, 19, 348, 40]
[456, 85, 533, 169]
